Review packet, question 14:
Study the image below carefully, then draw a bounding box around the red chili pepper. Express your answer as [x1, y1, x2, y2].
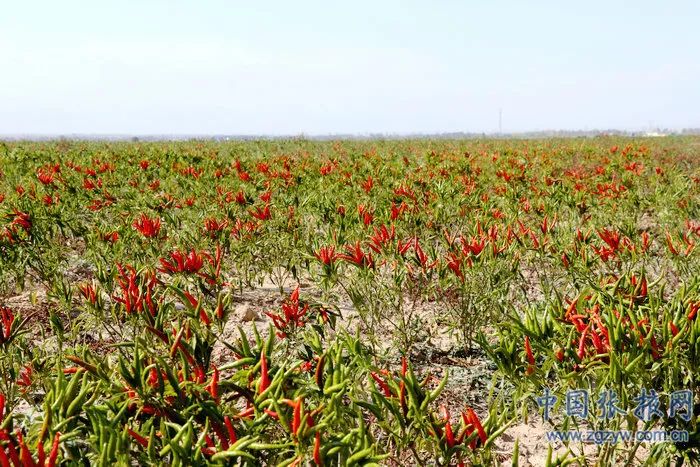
[292, 397, 302, 436]
[259, 352, 270, 393]
[182, 291, 198, 309]
[37, 440, 46, 467]
[210, 420, 229, 450]
[577, 327, 589, 361]
[590, 331, 605, 355]
[556, 348, 564, 362]
[132, 213, 161, 238]
[0, 307, 15, 342]
[141, 404, 166, 417]
[444, 419, 456, 448]
[0, 445, 10, 467]
[439, 405, 456, 448]
[524, 336, 535, 375]
[463, 407, 487, 446]
[215, 300, 224, 320]
[78, 283, 97, 305]
[208, 365, 219, 402]
[650, 336, 661, 360]
[338, 241, 375, 269]
[147, 367, 158, 387]
[399, 358, 408, 415]
[370, 372, 392, 397]
[257, 203, 274, 222]
[224, 416, 237, 444]
[315, 245, 338, 266]
[666, 232, 679, 255]
[361, 176, 374, 193]
[639, 276, 648, 298]
[193, 365, 206, 384]
[235, 407, 255, 419]
[313, 432, 322, 465]
[0, 431, 21, 467]
[641, 231, 651, 252]
[17, 431, 35, 467]
[565, 297, 579, 318]
[670, 322, 679, 337]
[561, 253, 570, 268]
[128, 428, 149, 448]
[524, 336, 535, 365]
[199, 308, 211, 327]
[445, 253, 463, 280]
[397, 237, 412, 256]
[595, 320, 610, 346]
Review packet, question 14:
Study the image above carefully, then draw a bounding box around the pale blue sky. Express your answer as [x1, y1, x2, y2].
[1, 1, 698, 135]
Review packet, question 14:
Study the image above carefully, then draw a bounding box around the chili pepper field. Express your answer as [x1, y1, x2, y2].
[0, 137, 699, 465]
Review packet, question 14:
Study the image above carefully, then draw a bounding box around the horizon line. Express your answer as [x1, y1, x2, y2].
[1, 128, 699, 142]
